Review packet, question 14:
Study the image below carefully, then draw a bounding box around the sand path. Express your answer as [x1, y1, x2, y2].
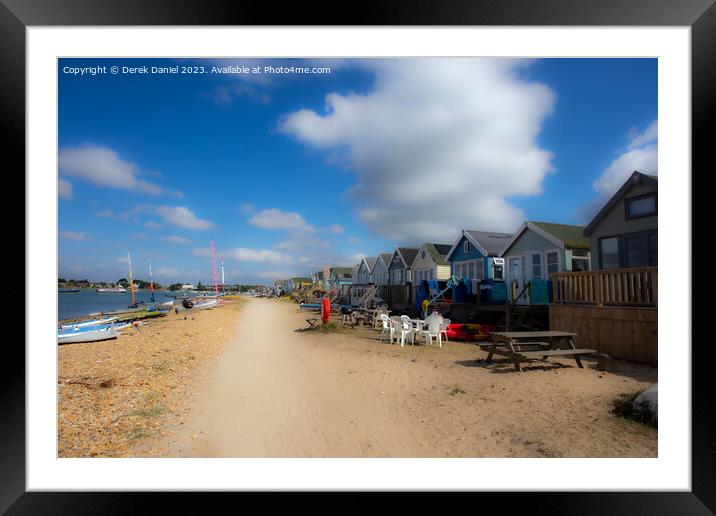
[167, 297, 425, 457]
[164, 297, 657, 458]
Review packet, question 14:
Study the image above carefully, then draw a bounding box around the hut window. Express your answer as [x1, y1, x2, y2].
[464, 240, 471, 254]
[531, 253, 543, 279]
[492, 261, 504, 281]
[547, 252, 559, 274]
[474, 259, 484, 280]
[600, 237, 620, 269]
[626, 193, 657, 219]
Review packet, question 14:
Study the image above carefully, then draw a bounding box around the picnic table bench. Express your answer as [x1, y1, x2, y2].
[482, 331, 596, 372]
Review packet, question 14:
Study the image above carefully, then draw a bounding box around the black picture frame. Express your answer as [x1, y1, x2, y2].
[5, 0, 711, 512]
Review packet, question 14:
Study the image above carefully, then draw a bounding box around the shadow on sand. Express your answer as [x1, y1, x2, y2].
[455, 358, 572, 374]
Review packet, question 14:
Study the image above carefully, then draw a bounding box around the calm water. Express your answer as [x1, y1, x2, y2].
[58, 289, 181, 320]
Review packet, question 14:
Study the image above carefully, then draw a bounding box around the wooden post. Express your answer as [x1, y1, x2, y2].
[596, 272, 603, 307]
[652, 268, 658, 308]
[552, 276, 559, 304]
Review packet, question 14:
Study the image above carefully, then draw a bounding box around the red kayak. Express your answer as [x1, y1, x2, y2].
[446, 323, 495, 341]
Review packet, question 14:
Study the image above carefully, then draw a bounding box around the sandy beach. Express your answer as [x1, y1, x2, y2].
[57, 299, 245, 457]
[132, 297, 657, 458]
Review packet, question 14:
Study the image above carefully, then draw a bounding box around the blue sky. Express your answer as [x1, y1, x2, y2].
[58, 58, 657, 285]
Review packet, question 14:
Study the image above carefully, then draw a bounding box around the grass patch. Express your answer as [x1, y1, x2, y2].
[131, 394, 166, 418]
[125, 426, 151, 441]
[317, 322, 340, 333]
[612, 392, 657, 428]
[131, 403, 165, 418]
[449, 386, 467, 396]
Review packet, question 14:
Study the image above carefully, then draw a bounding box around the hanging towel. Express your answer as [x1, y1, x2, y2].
[529, 279, 550, 305]
[471, 279, 480, 294]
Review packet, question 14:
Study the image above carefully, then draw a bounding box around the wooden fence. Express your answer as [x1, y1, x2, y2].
[550, 267, 657, 307]
[549, 304, 657, 365]
[378, 285, 412, 308]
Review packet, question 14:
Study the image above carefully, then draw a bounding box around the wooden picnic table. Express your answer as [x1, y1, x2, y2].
[482, 331, 596, 372]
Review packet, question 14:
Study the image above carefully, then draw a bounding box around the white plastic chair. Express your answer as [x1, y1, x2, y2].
[389, 316, 405, 346]
[398, 315, 416, 346]
[440, 318, 451, 343]
[379, 314, 394, 343]
[422, 314, 443, 348]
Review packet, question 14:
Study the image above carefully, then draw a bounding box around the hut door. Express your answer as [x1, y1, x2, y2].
[510, 257, 528, 305]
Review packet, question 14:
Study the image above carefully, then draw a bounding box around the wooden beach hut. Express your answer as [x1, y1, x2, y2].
[500, 221, 591, 305]
[583, 171, 657, 270]
[445, 229, 512, 302]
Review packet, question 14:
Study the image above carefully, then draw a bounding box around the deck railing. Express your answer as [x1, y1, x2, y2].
[550, 267, 657, 307]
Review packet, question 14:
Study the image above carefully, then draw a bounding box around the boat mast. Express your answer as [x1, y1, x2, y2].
[211, 239, 218, 296]
[148, 255, 155, 303]
[127, 252, 135, 305]
[220, 256, 225, 294]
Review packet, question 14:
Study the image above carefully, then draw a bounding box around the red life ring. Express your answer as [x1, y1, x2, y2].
[321, 298, 331, 323]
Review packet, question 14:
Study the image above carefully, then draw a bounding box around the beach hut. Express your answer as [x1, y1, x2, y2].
[329, 267, 354, 287]
[500, 221, 591, 304]
[371, 253, 393, 286]
[388, 247, 419, 286]
[445, 229, 513, 302]
[385, 247, 419, 306]
[355, 256, 378, 285]
[410, 243, 452, 304]
[583, 171, 657, 270]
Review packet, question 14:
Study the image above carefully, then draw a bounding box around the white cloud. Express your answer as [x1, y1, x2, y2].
[627, 120, 658, 150]
[94, 209, 117, 219]
[225, 247, 293, 265]
[193, 246, 293, 265]
[256, 270, 297, 280]
[156, 206, 213, 230]
[145, 221, 162, 230]
[347, 236, 359, 244]
[275, 234, 330, 251]
[248, 208, 314, 232]
[191, 247, 210, 258]
[240, 203, 255, 214]
[155, 266, 180, 278]
[60, 230, 87, 241]
[329, 223, 344, 235]
[593, 119, 658, 197]
[278, 59, 555, 241]
[58, 179, 73, 200]
[205, 84, 271, 106]
[133, 233, 149, 240]
[164, 235, 192, 245]
[58, 144, 180, 196]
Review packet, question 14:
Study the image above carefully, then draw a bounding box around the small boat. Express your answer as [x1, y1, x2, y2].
[58, 326, 119, 344]
[58, 288, 80, 293]
[112, 310, 166, 323]
[193, 299, 218, 310]
[96, 287, 127, 293]
[59, 316, 120, 330]
[58, 321, 133, 334]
